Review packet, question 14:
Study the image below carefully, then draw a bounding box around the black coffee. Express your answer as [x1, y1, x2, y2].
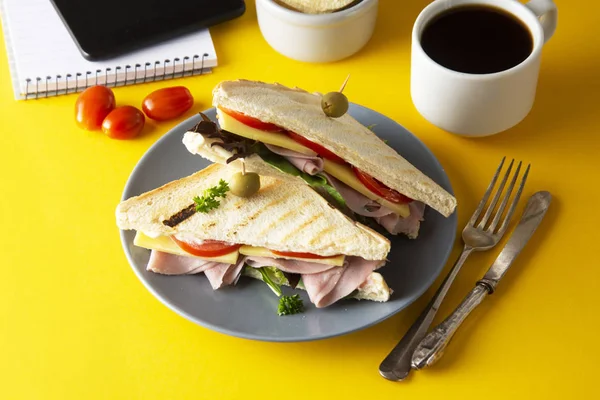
[420, 5, 533, 74]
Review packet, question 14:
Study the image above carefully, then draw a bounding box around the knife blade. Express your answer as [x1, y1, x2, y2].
[479, 190, 552, 293]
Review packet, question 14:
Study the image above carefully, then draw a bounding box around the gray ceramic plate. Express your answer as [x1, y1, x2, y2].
[119, 104, 457, 342]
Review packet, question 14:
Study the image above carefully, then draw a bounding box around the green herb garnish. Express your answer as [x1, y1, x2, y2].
[278, 294, 304, 316]
[255, 267, 305, 316]
[193, 179, 230, 213]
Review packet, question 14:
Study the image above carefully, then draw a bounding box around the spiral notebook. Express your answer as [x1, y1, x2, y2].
[0, 0, 218, 100]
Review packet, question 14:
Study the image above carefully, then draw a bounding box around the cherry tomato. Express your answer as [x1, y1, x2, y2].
[220, 107, 284, 132]
[171, 237, 242, 257]
[102, 106, 145, 140]
[352, 167, 412, 204]
[271, 250, 338, 259]
[75, 85, 116, 130]
[287, 131, 346, 164]
[142, 86, 194, 121]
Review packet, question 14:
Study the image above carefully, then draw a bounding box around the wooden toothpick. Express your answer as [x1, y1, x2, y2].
[339, 74, 351, 93]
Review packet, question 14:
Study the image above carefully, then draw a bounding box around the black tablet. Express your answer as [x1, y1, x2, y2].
[49, 0, 245, 61]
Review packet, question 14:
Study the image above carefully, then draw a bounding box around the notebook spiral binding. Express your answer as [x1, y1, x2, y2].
[23, 53, 210, 100]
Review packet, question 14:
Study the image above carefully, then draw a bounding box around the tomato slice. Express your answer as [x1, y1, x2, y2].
[287, 131, 346, 164]
[220, 107, 284, 132]
[352, 167, 412, 204]
[171, 237, 242, 257]
[221, 107, 346, 164]
[272, 250, 338, 259]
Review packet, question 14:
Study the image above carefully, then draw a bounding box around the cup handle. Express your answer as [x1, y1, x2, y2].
[524, 0, 558, 43]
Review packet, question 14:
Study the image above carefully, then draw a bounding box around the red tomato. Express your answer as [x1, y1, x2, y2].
[222, 106, 346, 163]
[352, 167, 412, 204]
[287, 131, 346, 164]
[220, 107, 284, 132]
[102, 106, 145, 140]
[75, 85, 116, 130]
[142, 86, 194, 121]
[171, 237, 242, 257]
[271, 250, 338, 259]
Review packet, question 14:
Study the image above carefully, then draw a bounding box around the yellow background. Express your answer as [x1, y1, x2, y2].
[1, 1, 597, 398]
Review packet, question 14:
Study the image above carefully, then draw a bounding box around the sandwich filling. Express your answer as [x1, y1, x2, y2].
[184, 109, 426, 238]
[135, 231, 388, 308]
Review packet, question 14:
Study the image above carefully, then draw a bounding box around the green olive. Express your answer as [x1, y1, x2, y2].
[230, 172, 260, 198]
[321, 91, 349, 118]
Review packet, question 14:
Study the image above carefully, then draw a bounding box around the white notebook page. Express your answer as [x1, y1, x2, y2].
[0, 0, 217, 99]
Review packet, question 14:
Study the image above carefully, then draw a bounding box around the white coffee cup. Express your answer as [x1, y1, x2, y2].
[410, 0, 558, 137]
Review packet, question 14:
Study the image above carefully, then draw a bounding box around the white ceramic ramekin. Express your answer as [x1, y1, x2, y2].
[255, 0, 379, 63]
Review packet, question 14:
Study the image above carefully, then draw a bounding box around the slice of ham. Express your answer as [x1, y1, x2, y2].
[302, 257, 386, 308]
[300, 267, 344, 305]
[322, 172, 424, 237]
[204, 258, 246, 290]
[245, 256, 336, 274]
[376, 201, 426, 239]
[264, 143, 324, 175]
[147, 251, 387, 307]
[147, 251, 229, 275]
[147, 250, 245, 289]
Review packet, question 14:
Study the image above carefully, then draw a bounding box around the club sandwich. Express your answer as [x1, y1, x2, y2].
[183, 80, 457, 239]
[116, 164, 393, 310]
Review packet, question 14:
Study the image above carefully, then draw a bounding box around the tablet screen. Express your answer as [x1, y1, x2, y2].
[50, 0, 245, 60]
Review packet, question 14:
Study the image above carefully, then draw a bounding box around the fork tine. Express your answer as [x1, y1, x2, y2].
[477, 159, 515, 229]
[497, 164, 531, 235]
[468, 157, 506, 227]
[488, 161, 522, 232]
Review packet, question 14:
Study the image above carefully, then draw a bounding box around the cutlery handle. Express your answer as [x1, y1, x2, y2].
[378, 246, 474, 381]
[411, 283, 491, 369]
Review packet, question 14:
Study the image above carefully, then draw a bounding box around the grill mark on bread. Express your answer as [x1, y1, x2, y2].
[308, 226, 336, 245]
[202, 221, 217, 229]
[258, 198, 312, 236]
[230, 192, 291, 231]
[281, 212, 325, 242]
[258, 219, 280, 236]
[233, 200, 245, 209]
[335, 235, 360, 246]
[258, 180, 281, 193]
[162, 204, 196, 227]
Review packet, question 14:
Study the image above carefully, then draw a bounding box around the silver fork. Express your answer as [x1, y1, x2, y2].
[379, 157, 530, 381]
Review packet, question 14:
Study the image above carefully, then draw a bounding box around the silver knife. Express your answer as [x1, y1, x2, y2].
[411, 191, 552, 369]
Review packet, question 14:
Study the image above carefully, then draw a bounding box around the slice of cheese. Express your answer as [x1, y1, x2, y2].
[323, 160, 410, 217]
[217, 107, 410, 218]
[239, 245, 345, 267]
[217, 108, 317, 156]
[134, 232, 240, 264]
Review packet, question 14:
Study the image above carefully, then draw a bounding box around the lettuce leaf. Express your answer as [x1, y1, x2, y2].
[243, 266, 289, 286]
[259, 150, 346, 209]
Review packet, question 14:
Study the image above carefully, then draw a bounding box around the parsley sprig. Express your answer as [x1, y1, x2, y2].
[277, 294, 304, 316]
[193, 179, 230, 213]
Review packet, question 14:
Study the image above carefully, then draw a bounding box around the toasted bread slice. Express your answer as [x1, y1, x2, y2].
[116, 164, 390, 260]
[201, 80, 456, 217]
